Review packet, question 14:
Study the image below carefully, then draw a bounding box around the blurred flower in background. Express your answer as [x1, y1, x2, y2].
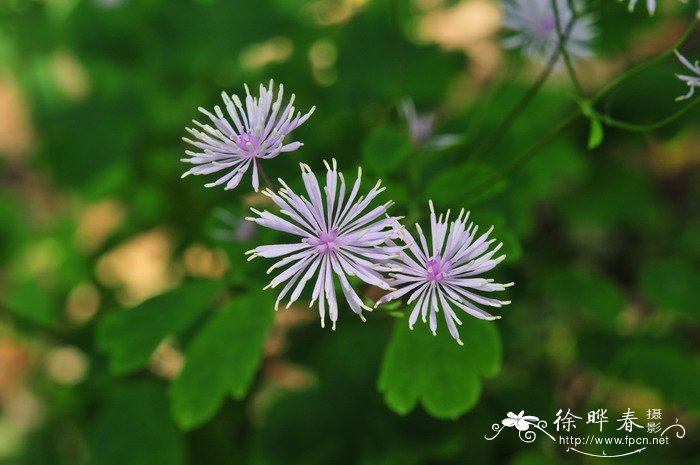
[502, 0, 595, 63]
[399, 99, 461, 150]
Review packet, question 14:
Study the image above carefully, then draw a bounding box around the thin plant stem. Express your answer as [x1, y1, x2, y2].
[553, 0, 584, 95]
[465, 110, 581, 196]
[592, 18, 699, 105]
[592, 98, 700, 131]
[470, 3, 579, 161]
[455, 61, 524, 151]
[469, 61, 556, 161]
[255, 159, 274, 190]
[467, 18, 699, 197]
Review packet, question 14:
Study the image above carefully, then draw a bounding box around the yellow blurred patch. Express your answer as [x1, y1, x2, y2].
[419, 0, 503, 80]
[75, 199, 126, 253]
[0, 74, 34, 159]
[96, 229, 182, 306]
[183, 243, 229, 278]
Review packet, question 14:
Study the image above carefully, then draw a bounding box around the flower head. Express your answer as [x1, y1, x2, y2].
[246, 161, 400, 329]
[674, 49, 700, 101]
[377, 202, 512, 344]
[400, 99, 461, 150]
[181, 80, 315, 192]
[502, 0, 595, 63]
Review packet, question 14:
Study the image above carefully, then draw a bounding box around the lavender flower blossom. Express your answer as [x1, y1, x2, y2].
[674, 50, 700, 101]
[400, 99, 461, 150]
[181, 81, 315, 192]
[377, 202, 512, 345]
[246, 161, 401, 329]
[502, 0, 595, 63]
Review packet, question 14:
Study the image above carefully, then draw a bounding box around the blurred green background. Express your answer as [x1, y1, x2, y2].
[1, 0, 700, 464]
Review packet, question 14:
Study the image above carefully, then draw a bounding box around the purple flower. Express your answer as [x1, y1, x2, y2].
[674, 50, 700, 101]
[377, 202, 512, 345]
[246, 160, 401, 329]
[181, 80, 315, 192]
[502, 0, 595, 63]
[399, 99, 461, 150]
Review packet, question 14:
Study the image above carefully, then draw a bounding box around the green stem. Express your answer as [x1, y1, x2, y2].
[455, 61, 524, 151]
[554, 0, 584, 95]
[592, 18, 698, 105]
[255, 159, 275, 190]
[467, 18, 699, 196]
[470, 2, 580, 161]
[592, 97, 700, 131]
[465, 110, 581, 196]
[469, 60, 556, 162]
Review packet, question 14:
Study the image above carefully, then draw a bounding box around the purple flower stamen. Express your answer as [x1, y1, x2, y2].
[539, 16, 556, 34]
[234, 132, 261, 157]
[425, 256, 450, 282]
[307, 229, 340, 254]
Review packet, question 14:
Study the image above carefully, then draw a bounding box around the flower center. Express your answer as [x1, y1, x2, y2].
[307, 229, 340, 254]
[425, 256, 450, 282]
[539, 16, 556, 34]
[234, 132, 260, 157]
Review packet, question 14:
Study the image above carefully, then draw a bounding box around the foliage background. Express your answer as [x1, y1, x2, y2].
[1, 0, 699, 464]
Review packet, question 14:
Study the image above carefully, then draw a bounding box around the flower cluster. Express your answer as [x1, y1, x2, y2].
[180, 83, 512, 343]
[182, 0, 697, 341]
[182, 0, 698, 342]
[242, 161, 512, 341]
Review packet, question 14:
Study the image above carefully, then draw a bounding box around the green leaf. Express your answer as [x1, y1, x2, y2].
[170, 292, 275, 430]
[361, 125, 411, 175]
[587, 116, 604, 149]
[88, 381, 185, 465]
[640, 257, 700, 319]
[547, 269, 624, 330]
[97, 280, 224, 375]
[378, 317, 501, 419]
